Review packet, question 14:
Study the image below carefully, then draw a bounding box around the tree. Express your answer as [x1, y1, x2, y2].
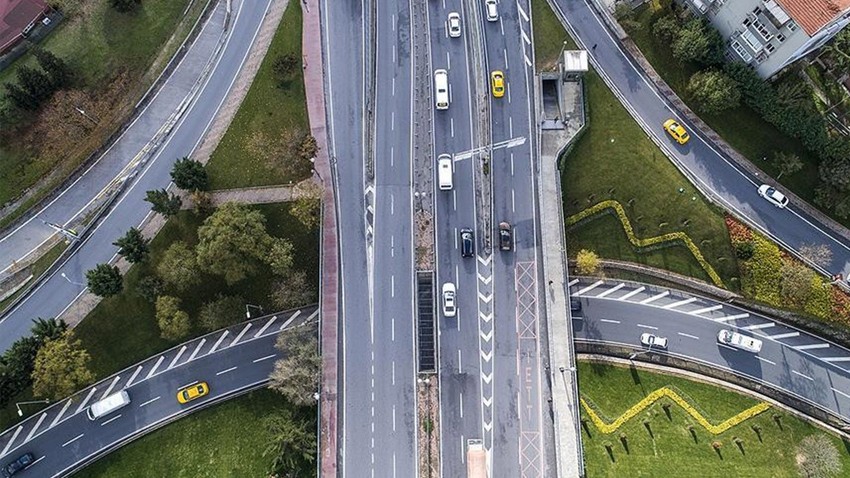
[157, 241, 201, 292]
[268, 239, 295, 276]
[269, 271, 315, 310]
[170, 157, 208, 191]
[32, 48, 71, 89]
[291, 182, 322, 229]
[575, 249, 601, 275]
[799, 244, 833, 269]
[110, 0, 141, 13]
[113, 227, 150, 263]
[145, 189, 182, 217]
[262, 409, 317, 476]
[770, 151, 803, 179]
[613, 1, 640, 30]
[198, 294, 245, 332]
[32, 331, 95, 400]
[136, 275, 165, 303]
[780, 259, 815, 308]
[273, 53, 301, 81]
[16, 65, 53, 104]
[796, 434, 842, 478]
[4, 82, 39, 110]
[0, 320, 67, 407]
[30, 318, 67, 341]
[85, 263, 123, 297]
[269, 325, 320, 406]
[298, 134, 319, 161]
[155, 296, 191, 340]
[776, 81, 813, 111]
[652, 14, 680, 42]
[195, 203, 274, 284]
[672, 19, 724, 66]
[686, 70, 740, 114]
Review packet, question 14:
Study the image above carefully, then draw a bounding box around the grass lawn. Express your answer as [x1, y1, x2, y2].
[0, 0, 207, 223]
[205, 1, 312, 190]
[628, 6, 829, 226]
[579, 361, 850, 477]
[74, 389, 314, 478]
[531, 0, 578, 70]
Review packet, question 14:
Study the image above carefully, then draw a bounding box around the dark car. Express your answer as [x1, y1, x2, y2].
[460, 228, 474, 258]
[499, 222, 512, 251]
[3, 453, 34, 477]
[570, 297, 582, 312]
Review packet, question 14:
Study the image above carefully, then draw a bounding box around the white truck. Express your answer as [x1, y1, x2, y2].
[467, 439, 488, 478]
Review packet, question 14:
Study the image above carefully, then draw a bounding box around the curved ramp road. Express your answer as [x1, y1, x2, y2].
[549, 0, 850, 279]
[0, 307, 318, 478]
[0, 0, 275, 352]
[570, 278, 850, 421]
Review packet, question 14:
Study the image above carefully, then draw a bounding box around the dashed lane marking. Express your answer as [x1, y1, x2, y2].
[792, 370, 814, 381]
[100, 414, 122, 426]
[139, 397, 160, 408]
[677, 332, 699, 340]
[62, 434, 84, 447]
[216, 366, 238, 376]
[253, 354, 276, 363]
[756, 356, 776, 366]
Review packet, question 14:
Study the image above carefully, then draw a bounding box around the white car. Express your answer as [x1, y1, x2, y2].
[757, 184, 789, 208]
[717, 329, 763, 353]
[640, 333, 668, 349]
[485, 0, 498, 21]
[448, 12, 461, 38]
[442, 282, 457, 318]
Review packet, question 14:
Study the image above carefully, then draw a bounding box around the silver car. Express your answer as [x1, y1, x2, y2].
[448, 12, 461, 38]
[757, 184, 789, 208]
[442, 282, 457, 318]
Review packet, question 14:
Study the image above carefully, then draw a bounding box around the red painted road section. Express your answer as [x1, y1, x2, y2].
[301, 0, 339, 476]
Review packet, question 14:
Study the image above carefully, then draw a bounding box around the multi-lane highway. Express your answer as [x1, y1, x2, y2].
[550, 0, 850, 281]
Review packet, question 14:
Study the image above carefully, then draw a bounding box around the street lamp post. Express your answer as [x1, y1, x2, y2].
[245, 303, 264, 319]
[16, 399, 50, 417]
[629, 344, 653, 360]
[60, 272, 85, 287]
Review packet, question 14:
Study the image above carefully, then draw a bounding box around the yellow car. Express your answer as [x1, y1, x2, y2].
[490, 70, 505, 98]
[663, 118, 690, 144]
[177, 382, 209, 404]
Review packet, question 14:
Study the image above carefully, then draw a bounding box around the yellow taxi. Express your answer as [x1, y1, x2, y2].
[490, 70, 505, 98]
[177, 382, 209, 404]
[663, 118, 690, 144]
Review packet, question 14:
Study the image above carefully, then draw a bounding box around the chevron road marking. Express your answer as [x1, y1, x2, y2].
[596, 283, 625, 298]
[255, 316, 278, 338]
[187, 339, 206, 362]
[481, 349, 493, 362]
[168, 346, 187, 370]
[24, 413, 46, 442]
[478, 291, 493, 303]
[477, 254, 492, 266]
[100, 376, 122, 401]
[743, 322, 775, 331]
[618, 286, 645, 301]
[663, 297, 697, 309]
[640, 291, 669, 304]
[483, 421, 493, 432]
[767, 331, 800, 340]
[714, 313, 749, 322]
[51, 399, 73, 428]
[480, 329, 493, 341]
[147, 356, 165, 378]
[575, 280, 604, 296]
[692, 304, 723, 315]
[483, 396, 493, 407]
[794, 343, 830, 351]
[477, 273, 492, 285]
[482, 373, 493, 384]
[480, 311, 493, 323]
[2, 427, 22, 456]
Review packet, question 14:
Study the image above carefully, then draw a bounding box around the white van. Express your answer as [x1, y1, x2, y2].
[87, 390, 131, 420]
[434, 69, 449, 110]
[717, 329, 763, 353]
[437, 154, 453, 190]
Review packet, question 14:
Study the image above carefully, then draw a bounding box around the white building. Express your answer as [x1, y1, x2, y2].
[685, 0, 850, 78]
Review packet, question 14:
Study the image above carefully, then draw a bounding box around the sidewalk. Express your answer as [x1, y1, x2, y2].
[300, 0, 340, 476]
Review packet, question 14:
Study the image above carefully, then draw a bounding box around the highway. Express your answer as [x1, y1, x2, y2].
[550, 0, 850, 280]
[571, 278, 850, 421]
[0, 0, 275, 352]
[0, 307, 318, 477]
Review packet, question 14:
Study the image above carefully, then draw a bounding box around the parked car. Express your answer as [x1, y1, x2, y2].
[757, 184, 789, 208]
[640, 333, 668, 350]
[498, 222, 512, 251]
[442, 282, 457, 318]
[490, 70, 505, 98]
[2, 453, 34, 477]
[460, 228, 474, 258]
[177, 382, 210, 404]
[717, 329, 763, 353]
[662, 118, 690, 144]
[448, 12, 461, 38]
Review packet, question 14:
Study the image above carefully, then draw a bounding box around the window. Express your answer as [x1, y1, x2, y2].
[752, 6, 762, 14]
[766, 43, 775, 53]
[787, 21, 797, 32]
[743, 18, 752, 27]
[753, 19, 774, 41]
[777, 33, 785, 42]
[731, 40, 753, 62]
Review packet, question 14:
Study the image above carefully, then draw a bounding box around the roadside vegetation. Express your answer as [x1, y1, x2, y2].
[0, 241, 67, 313]
[0, 0, 207, 227]
[579, 361, 850, 477]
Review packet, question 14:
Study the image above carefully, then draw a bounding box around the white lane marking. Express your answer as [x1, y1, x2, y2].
[230, 323, 253, 346]
[600, 319, 620, 324]
[453, 190, 457, 211]
[458, 349, 463, 373]
[303, 308, 319, 326]
[714, 313, 749, 322]
[100, 414, 122, 426]
[447, 51, 451, 70]
[792, 370, 814, 381]
[100, 375, 122, 400]
[640, 291, 669, 304]
[510, 152, 515, 175]
[2, 427, 22, 456]
[391, 275, 395, 298]
[126, 365, 143, 387]
[509, 116, 513, 137]
[179, 380, 198, 390]
[391, 235, 395, 257]
[618, 286, 645, 301]
[281, 310, 302, 330]
[678, 332, 699, 340]
[29, 455, 45, 467]
[822, 356, 850, 363]
[832, 387, 850, 400]
[743, 322, 775, 331]
[517, 2, 529, 21]
[596, 283, 625, 298]
[637, 324, 657, 330]
[574, 280, 604, 296]
[62, 434, 84, 447]
[756, 356, 776, 366]
[147, 356, 165, 378]
[459, 392, 463, 418]
[76, 387, 98, 415]
[767, 331, 800, 340]
[217, 366, 238, 376]
[692, 305, 723, 315]
[391, 146, 394, 167]
[511, 189, 516, 212]
[508, 82, 512, 103]
[391, 111, 395, 131]
[139, 396, 161, 408]
[520, 28, 530, 45]
[663, 297, 697, 309]
[24, 413, 47, 442]
[568, 279, 579, 286]
[253, 354, 276, 363]
[188, 339, 206, 362]
[209, 330, 229, 353]
[391, 318, 395, 342]
[51, 399, 73, 427]
[392, 76, 395, 96]
[392, 361, 395, 385]
[255, 316, 278, 338]
[451, 117, 455, 137]
[392, 405, 396, 431]
[794, 343, 830, 351]
[169, 346, 188, 369]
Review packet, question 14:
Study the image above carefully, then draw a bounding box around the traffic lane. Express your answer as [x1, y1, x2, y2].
[575, 297, 850, 418]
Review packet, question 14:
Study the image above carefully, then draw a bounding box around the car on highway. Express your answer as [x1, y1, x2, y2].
[448, 12, 461, 38]
[757, 184, 789, 208]
[460, 228, 474, 258]
[662, 118, 690, 145]
[640, 333, 668, 350]
[434, 69, 449, 110]
[485, 0, 498, 21]
[442, 282, 457, 318]
[2, 452, 34, 477]
[717, 329, 763, 353]
[490, 70, 505, 98]
[177, 382, 210, 404]
[499, 222, 512, 251]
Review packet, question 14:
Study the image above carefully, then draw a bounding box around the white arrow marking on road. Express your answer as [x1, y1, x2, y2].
[230, 323, 253, 346]
[596, 283, 626, 298]
[477, 254, 492, 266]
[477, 273, 492, 285]
[255, 316, 278, 338]
[618, 286, 646, 301]
[51, 399, 73, 428]
[481, 349, 493, 362]
[662, 297, 697, 309]
[147, 356, 165, 378]
[2, 427, 22, 456]
[480, 329, 493, 342]
[480, 311, 493, 323]
[575, 280, 604, 296]
[743, 322, 775, 331]
[187, 339, 206, 362]
[714, 313, 749, 322]
[640, 291, 669, 304]
[168, 346, 187, 369]
[691, 304, 723, 315]
[478, 291, 492, 303]
[767, 331, 800, 340]
[100, 375, 122, 401]
[483, 396, 493, 407]
[794, 343, 829, 351]
[76, 387, 97, 415]
[24, 413, 47, 442]
[62, 434, 84, 448]
[482, 373, 493, 384]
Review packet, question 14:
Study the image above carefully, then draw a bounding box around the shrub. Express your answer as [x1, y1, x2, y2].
[748, 235, 783, 306]
[687, 70, 740, 114]
[575, 249, 601, 275]
[735, 241, 754, 260]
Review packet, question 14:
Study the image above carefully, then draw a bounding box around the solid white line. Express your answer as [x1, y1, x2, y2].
[596, 283, 625, 298]
[822, 356, 850, 363]
[51, 399, 73, 427]
[62, 434, 84, 447]
[600, 319, 620, 324]
[209, 331, 229, 353]
[253, 354, 276, 363]
[574, 280, 604, 296]
[640, 291, 669, 304]
[281, 310, 302, 330]
[677, 332, 699, 340]
[147, 356, 165, 378]
[255, 316, 278, 338]
[691, 304, 723, 315]
[618, 286, 645, 301]
[743, 322, 775, 331]
[216, 366, 237, 376]
[756, 356, 776, 366]
[767, 331, 800, 340]
[714, 313, 749, 322]
[832, 387, 850, 400]
[76, 387, 98, 415]
[169, 346, 188, 369]
[230, 323, 253, 346]
[100, 414, 122, 426]
[188, 339, 206, 362]
[662, 297, 697, 309]
[1, 427, 22, 456]
[126, 365, 143, 387]
[24, 413, 47, 442]
[100, 375, 122, 400]
[139, 396, 161, 408]
[794, 343, 830, 351]
[792, 370, 814, 381]
[637, 324, 657, 330]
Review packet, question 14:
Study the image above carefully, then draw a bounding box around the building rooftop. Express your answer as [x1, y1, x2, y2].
[775, 0, 850, 36]
[0, 0, 48, 52]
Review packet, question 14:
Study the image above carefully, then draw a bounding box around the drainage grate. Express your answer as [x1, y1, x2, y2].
[416, 271, 436, 373]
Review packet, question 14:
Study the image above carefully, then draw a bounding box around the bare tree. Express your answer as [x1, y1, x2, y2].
[269, 325, 320, 406]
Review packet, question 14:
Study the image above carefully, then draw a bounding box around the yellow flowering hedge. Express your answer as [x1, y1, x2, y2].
[580, 386, 770, 435]
[749, 235, 783, 306]
[566, 200, 724, 287]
